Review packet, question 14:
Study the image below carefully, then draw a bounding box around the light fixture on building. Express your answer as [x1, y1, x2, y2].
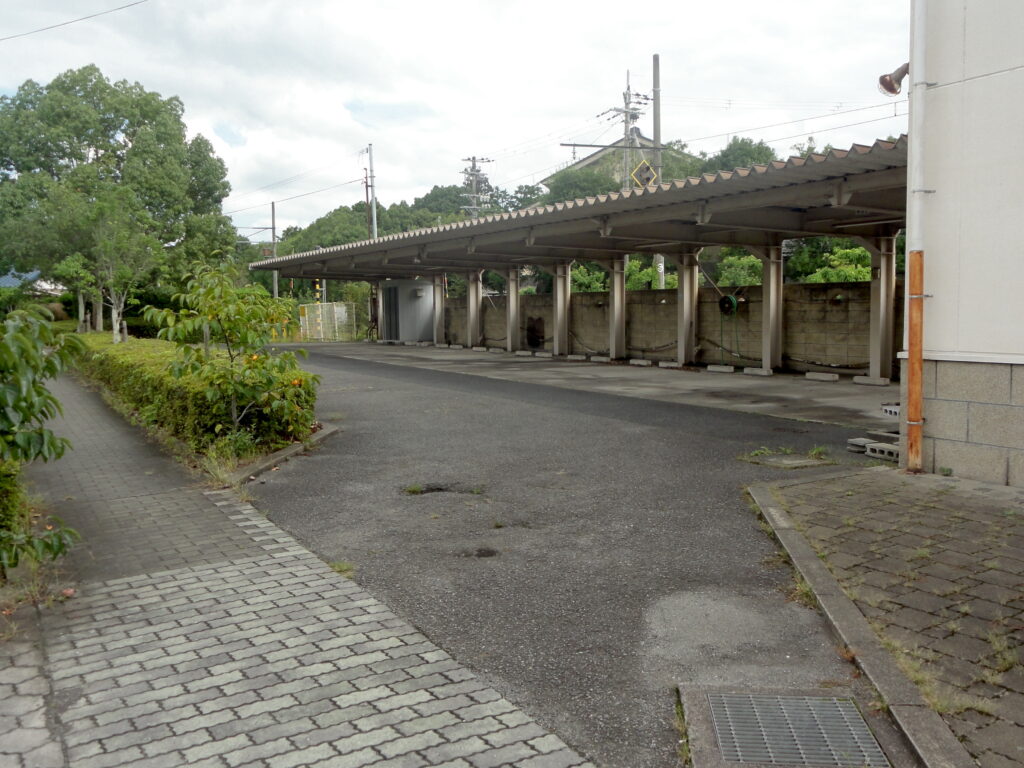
[878, 62, 910, 95]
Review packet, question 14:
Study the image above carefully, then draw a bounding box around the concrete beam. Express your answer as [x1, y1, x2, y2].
[553, 262, 571, 356]
[466, 270, 483, 348]
[506, 268, 520, 352]
[432, 274, 446, 346]
[608, 257, 626, 359]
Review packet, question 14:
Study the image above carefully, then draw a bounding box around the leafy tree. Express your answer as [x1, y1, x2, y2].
[0, 65, 233, 325]
[571, 263, 607, 292]
[145, 265, 318, 440]
[700, 136, 777, 174]
[541, 167, 620, 204]
[716, 251, 763, 287]
[803, 247, 871, 283]
[52, 253, 98, 330]
[0, 307, 84, 464]
[626, 259, 678, 290]
[491, 184, 543, 212]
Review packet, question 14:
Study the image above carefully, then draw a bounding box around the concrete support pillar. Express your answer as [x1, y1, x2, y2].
[432, 274, 446, 345]
[749, 246, 783, 374]
[506, 268, 520, 352]
[857, 237, 897, 385]
[374, 282, 384, 340]
[321, 278, 328, 302]
[608, 257, 627, 359]
[466, 270, 483, 347]
[272, 270, 279, 299]
[677, 250, 701, 364]
[552, 262, 572, 356]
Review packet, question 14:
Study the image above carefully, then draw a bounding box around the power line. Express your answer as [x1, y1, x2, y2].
[761, 112, 907, 145]
[227, 160, 353, 201]
[0, 0, 149, 43]
[679, 100, 907, 144]
[224, 177, 363, 215]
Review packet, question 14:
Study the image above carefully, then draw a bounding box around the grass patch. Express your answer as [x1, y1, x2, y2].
[987, 632, 1019, 673]
[329, 561, 356, 579]
[403, 484, 425, 495]
[807, 445, 830, 460]
[788, 573, 818, 609]
[673, 689, 691, 767]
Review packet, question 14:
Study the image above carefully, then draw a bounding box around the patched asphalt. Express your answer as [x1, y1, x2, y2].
[253, 348, 880, 768]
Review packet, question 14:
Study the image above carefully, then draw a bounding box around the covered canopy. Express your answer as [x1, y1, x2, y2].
[250, 137, 906, 280]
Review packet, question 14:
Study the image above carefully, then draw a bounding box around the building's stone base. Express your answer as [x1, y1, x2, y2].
[900, 360, 1024, 487]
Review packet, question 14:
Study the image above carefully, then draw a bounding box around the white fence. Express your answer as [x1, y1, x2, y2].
[298, 302, 358, 342]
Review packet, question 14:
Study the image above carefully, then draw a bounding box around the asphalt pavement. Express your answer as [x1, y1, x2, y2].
[253, 346, 886, 768]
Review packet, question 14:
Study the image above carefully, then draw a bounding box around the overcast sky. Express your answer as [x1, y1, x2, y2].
[2, 1, 910, 238]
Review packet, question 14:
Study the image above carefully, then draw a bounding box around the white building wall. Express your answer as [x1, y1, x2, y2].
[905, 0, 1024, 486]
[916, 1, 1024, 363]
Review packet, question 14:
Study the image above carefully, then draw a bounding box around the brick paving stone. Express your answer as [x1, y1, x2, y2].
[8, 377, 589, 768]
[777, 468, 1024, 765]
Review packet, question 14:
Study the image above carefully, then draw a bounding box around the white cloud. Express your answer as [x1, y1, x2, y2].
[2, 0, 910, 236]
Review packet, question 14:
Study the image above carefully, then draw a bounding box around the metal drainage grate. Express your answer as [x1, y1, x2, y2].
[707, 693, 890, 767]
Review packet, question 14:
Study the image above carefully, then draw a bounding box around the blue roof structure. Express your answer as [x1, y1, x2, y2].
[0, 270, 41, 289]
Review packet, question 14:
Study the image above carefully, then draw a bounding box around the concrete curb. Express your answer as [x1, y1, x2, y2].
[747, 476, 975, 768]
[227, 423, 339, 486]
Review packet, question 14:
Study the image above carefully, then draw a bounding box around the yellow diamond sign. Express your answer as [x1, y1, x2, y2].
[631, 159, 658, 187]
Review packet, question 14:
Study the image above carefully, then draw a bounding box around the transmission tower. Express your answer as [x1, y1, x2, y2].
[461, 156, 493, 217]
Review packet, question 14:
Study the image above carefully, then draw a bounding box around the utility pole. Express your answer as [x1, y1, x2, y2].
[271, 201, 279, 298]
[461, 156, 493, 217]
[368, 143, 378, 238]
[652, 54, 665, 288]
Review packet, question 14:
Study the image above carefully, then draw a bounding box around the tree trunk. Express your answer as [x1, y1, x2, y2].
[110, 300, 121, 344]
[77, 293, 86, 333]
[92, 299, 103, 332]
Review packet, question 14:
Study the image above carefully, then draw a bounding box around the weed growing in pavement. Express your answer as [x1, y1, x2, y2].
[877, 627, 996, 716]
[788, 574, 818, 609]
[329, 561, 355, 579]
[987, 632, 1019, 672]
[673, 689, 692, 767]
[403, 484, 425, 495]
[808, 445, 829, 460]
[939, 466, 954, 477]
[910, 547, 932, 560]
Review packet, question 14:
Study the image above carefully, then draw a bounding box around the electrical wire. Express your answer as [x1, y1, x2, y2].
[679, 101, 907, 144]
[224, 177, 363, 215]
[0, 1, 149, 43]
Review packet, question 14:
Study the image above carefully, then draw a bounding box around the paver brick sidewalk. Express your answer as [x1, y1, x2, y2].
[1, 377, 593, 768]
[773, 469, 1024, 768]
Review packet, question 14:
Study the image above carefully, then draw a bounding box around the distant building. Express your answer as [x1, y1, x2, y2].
[0, 269, 62, 296]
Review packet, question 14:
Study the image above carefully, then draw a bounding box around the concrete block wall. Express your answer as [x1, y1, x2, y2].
[900, 361, 1024, 487]
[445, 280, 902, 372]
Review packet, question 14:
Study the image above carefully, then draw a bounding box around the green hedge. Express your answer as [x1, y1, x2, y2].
[0, 460, 23, 535]
[76, 334, 317, 451]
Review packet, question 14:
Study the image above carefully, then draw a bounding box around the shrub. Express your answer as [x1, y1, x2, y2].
[76, 334, 317, 451]
[0, 461, 24, 536]
[144, 265, 320, 442]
